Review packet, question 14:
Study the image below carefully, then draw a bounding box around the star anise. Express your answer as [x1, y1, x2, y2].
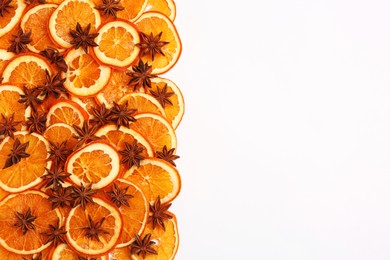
[70, 23, 99, 53]
[73, 121, 100, 148]
[3, 138, 29, 169]
[14, 208, 36, 235]
[48, 141, 72, 166]
[130, 234, 158, 258]
[40, 48, 68, 72]
[156, 145, 180, 167]
[126, 60, 156, 90]
[95, 0, 124, 18]
[108, 101, 136, 129]
[148, 196, 172, 230]
[23, 252, 42, 260]
[90, 103, 111, 127]
[18, 86, 43, 111]
[48, 184, 73, 208]
[41, 219, 67, 246]
[106, 182, 133, 208]
[0, 113, 20, 139]
[37, 70, 67, 100]
[7, 29, 32, 54]
[25, 111, 47, 134]
[77, 256, 97, 260]
[24, 0, 45, 4]
[149, 83, 174, 108]
[118, 140, 144, 169]
[71, 183, 97, 209]
[0, 0, 13, 17]
[41, 167, 71, 188]
[136, 32, 169, 61]
[82, 215, 109, 242]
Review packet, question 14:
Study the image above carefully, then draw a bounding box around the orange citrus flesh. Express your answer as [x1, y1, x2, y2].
[0, 85, 31, 130]
[146, 0, 176, 21]
[46, 99, 88, 127]
[52, 243, 109, 259]
[0, 0, 26, 38]
[0, 50, 15, 74]
[43, 123, 79, 148]
[119, 92, 166, 117]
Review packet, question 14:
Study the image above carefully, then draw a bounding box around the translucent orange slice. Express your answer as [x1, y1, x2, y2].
[43, 123, 79, 148]
[46, 99, 88, 127]
[146, 0, 176, 21]
[0, 0, 26, 37]
[116, 0, 147, 22]
[0, 85, 31, 130]
[119, 93, 166, 117]
[70, 95, 99, 118]
[0, 49, 15, 74]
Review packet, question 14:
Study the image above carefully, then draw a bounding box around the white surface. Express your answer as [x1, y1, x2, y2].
[167, 0, 390, 259]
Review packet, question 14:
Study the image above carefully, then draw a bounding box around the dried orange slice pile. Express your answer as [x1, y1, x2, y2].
[0, 0, 183, 258]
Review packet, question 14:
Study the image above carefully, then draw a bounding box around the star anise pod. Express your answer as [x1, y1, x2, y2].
[48, 184, 73, 208]
[39, 48, 68, 72]
[41, 167, 71, 188]
[95, 0, 124, 18]
[48, 141, 72, 167]
[126, 60, 156, 90]
[136, 32, 169, 61]
[37, 70, 67, 100]
[130, 234, 158, 258]
[156, 145, 180, 167]
[7, 29, 32, 54]
[3, 138, 29, 169]
[148, 196, 172, 230]
[70, 23, 99, 54]
[149, 83, 174, 108]
[77, 256, 97, 260]
[23, 252, 42, 260]
[0, 113, 20, 139]
[41, 219, 67, 246]
[0, 0, 13, 17]
[108, 101, 136, 129]
[90, 103, 111, 127]
[73, 121, 100, 148]
[24, 0, 45, 4]
[14, 207, 36, 235]
[118, 140, 144, 169]
[82, 215, 109, 242]
[106, 182, 133, 208]
[18, 86, 43, 111]
[71, 183, 97, 209]
[25, 111, 47, 134]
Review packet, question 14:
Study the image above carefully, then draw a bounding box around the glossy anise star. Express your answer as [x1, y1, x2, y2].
[90, 103, 111, 127]
[40, 48, 68, 72]
[0, 0, 13, 17]
[149, 83, 174, 108]
[48, 141, 72, 166]
[73, 121, 100, 148]
[3, 138, 29, 169]
[71, 183, 97, 209]
[41, 219, 67, 246]
[148, 196, 172, 230]
[48, 185, 73, 208]
[130, 234, 158, 258]
[108, 101, 136, 129]
[18, 86, 43, 111]
[0, 113, 20, 139]
[25, 111, 47, 134]
[37, 70, 67, 99]
[82, 215, 109, 242]
[23, 252, 42, 260]
[106, 182, 133, 208]
[7, 29, 32, 54]
[70, 23, 99, 53]
[136, 32, 169, 61]
[14, 208, 36, 235]
[126, 60, 156, 90]
[95, 0, 124, 18]
[118, 140, 144, 169]
[156, 145, 180, 166]
[41, 167, 71, 188]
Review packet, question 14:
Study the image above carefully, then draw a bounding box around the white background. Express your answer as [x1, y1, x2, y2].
[166, 0, 390, 259]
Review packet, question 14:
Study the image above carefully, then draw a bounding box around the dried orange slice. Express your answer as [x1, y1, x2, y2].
[0, 190, 62, 254]
[93, 20, 140, 68]
[49, 0, 101, 48]
[0, 49, 15, 74]
[43, 123, 79, 148]
[149, 77, 184, 129]
[115, 0, 147, 22]
[0, 132, 51, 192]
[66, 141, 120, 189]
[0, 0, 26, 37]
[123, 158, 181, 203]
[20, 4, 60, 53]
[146, 0, 176, 21]
[52, 244, 109, 259]
[135, 11, 182, 74]
[70, 95, 99, 118]
[2, 54, 52, 89]
[0, 187, 9, 201]
[118, 93, 166, 117]
[46, 99, 88, 127]
[131, 113, 176, 152]
[65, 197, 122, 256]
[131, 214, 179, 260]
[0, 85, 31, 129]
[63, 48, 111, 97]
